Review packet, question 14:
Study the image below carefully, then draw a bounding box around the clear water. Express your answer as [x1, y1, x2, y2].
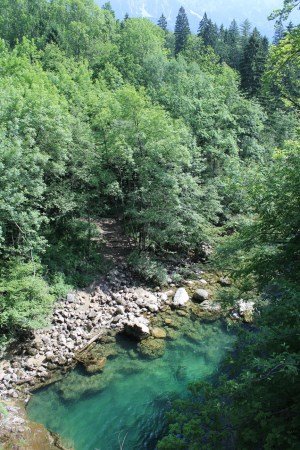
[27, 318, 234, 450]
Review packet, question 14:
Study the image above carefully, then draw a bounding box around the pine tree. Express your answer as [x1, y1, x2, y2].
[102, 1, 115, 17]
[203, 20, 218, 48]
[226, 19, 241, 68]
[121, 12, 129, 29]
[197, 12, 209, 36]
[286, 21, 294, 33]
[174, 6, 191, 55]
[158, 14, 168, 31]
[273, 20, 285, 44]
[198, 13, 218, 49]
[227, 19, 240, 45]
[240, 28, 268, 97]
[240, 19, 252, 40]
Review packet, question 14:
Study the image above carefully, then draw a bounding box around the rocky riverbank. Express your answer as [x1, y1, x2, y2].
[0, 399, 68, 450]
[0, 261, 254, 450]
[0, 263, 254, 401]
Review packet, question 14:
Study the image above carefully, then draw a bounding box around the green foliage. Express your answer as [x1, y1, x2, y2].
[0, 402, 8, 417]
[160, 139, 300, 449]
[264, 27, 300, 110]
[118, 18, 166, 86]
[127, 251, 168, 286]
[0, 260, 54, 332]
[218, 140, 300, 285]
[44, 219, 110, 288]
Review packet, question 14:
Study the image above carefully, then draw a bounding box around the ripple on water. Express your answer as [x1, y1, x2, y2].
[27, 319, 235, 450]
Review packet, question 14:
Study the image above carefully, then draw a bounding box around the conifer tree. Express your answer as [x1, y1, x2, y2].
[158, 14, 168, 31]
[240, 28, 268, 96]
[197, 12, 208, 36]
[198, 14, 218, 49]
[240, 19, 252, 40]
[286, 21, 294, 33]
[226, 19, 241, 68]
[174, 6, 190, 55]
[228, 19, 240, 45]
[102, 1, 115, 17]
[273, 20, 285, 44]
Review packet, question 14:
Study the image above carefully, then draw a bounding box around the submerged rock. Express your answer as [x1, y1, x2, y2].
[84, 357, 107, 374]
[173, 288, 189, 308]
[151, 327, 167, 339]
[137, 338, 165, 359]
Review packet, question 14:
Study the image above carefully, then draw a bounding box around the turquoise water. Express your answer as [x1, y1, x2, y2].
[27, 319, 234, 450]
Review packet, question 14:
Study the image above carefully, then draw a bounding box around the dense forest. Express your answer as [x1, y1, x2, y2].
[0, 0, 299, 448]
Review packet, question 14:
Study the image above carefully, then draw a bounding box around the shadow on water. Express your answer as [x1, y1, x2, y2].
[27, 319, 235, 450]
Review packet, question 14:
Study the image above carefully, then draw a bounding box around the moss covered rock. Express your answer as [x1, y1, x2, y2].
[137, 338, 165, 359]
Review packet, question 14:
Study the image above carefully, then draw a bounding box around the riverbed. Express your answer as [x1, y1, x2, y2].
[27, 317, 235, 450]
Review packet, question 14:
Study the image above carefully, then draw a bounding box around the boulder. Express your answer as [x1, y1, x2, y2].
[124, 318, 150, 340]
[147, 303, 159, 313]
[236, 300, 254, 323]
[193, 289, 209, 303]
[200, 300, 222, 313]
[84, 357, 107, 374]
[27, 354, 46, 368]
[219, 277, 231, 287]
[151, 327, 167, 339]
[67, 293, 76, 303]
[137, 338, 165, 359]
[32, 335, 43, 350]
[173, 288, 189, 308]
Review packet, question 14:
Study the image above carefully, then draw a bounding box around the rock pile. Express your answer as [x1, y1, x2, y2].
[0, 267, 171, 400]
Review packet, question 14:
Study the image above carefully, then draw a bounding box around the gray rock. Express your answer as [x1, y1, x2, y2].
[88, 311, 97, 319]
[173, 288, 189, 308]
[200, 300, 222, 312]
[193, 289, 209, 303]
[115, 305, 125, 315]
[236, 299, 254, 323]
[219, 277, 231, 287]
[124, 318, 150, 340]
[67, 293, 76, 303]
[147, 303, 159, 312]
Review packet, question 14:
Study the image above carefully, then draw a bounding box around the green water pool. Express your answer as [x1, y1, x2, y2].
[27, 319, 234, 450]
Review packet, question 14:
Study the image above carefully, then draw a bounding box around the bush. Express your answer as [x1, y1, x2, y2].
[127, 251, 168, 286]
[44, 219, 110, 288]
[0, 259, 54, 333]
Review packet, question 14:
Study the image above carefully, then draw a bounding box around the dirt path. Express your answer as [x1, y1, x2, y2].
[95, 218, 133, 264]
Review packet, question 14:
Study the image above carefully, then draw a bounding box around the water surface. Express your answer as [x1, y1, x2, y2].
[27, 318, 234, 450]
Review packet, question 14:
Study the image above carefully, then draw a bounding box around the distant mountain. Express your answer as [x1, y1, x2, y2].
[97, 0, 299, 38]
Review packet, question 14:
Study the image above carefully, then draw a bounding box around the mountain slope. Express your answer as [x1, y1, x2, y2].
[98, 0, 297, 38]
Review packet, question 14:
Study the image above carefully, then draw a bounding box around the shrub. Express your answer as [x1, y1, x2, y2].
[127, 251, 168, 286]
[0, 259, 54, 333]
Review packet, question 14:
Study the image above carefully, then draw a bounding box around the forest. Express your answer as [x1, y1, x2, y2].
[0, 0, 299, 448]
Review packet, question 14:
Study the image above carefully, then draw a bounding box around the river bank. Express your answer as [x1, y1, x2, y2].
[0, 260, 253, 449]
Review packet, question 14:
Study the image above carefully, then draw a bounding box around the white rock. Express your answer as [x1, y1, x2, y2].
[173, 288, 189, 308]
